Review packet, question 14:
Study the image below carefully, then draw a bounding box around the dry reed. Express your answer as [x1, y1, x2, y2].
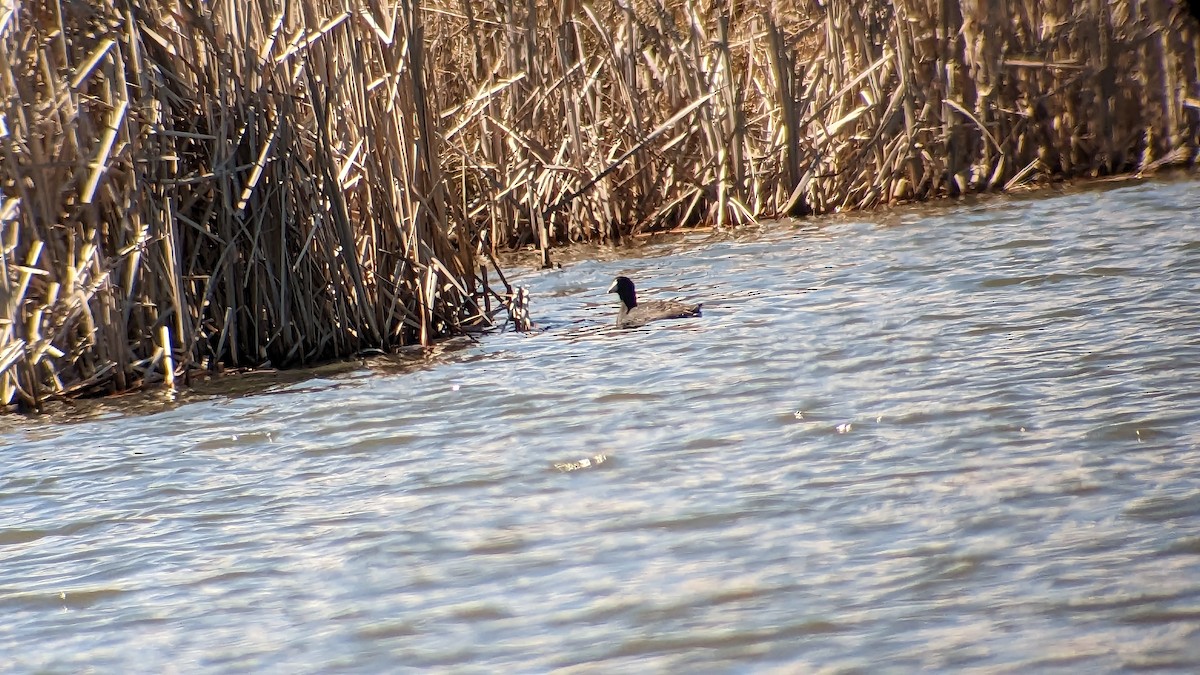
[0, 0, 526, 410]
[434, 0, 1199, 240]
[2, 0, 1198, 409]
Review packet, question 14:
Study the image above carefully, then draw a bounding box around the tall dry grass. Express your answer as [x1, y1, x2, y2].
[0, 0, 524, 410]
[2, 0, 1198, 409]
[434, 0, 1199, 245]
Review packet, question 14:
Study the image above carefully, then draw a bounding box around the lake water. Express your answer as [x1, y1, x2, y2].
[3, 178, 1200, 672]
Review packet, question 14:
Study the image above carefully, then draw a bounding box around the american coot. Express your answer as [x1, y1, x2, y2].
[607, 276, 702, 328]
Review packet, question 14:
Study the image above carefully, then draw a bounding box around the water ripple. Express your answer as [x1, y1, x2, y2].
[3, 177, 1200, 672]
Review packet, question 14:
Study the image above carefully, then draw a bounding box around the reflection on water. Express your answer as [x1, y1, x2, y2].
[3, 177, 1200, 672]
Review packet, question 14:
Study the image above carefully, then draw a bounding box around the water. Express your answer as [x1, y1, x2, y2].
[3, 178, 1200, 672]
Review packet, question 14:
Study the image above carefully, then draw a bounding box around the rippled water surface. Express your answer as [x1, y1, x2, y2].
[4, 178, 1200, 672]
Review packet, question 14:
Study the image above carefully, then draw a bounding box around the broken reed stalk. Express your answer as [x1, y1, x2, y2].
[3, 0, 1200, 409]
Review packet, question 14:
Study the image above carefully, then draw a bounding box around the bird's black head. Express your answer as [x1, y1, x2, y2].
[607, 275, 638, 308]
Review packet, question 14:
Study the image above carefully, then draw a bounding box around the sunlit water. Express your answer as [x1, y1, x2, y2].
[3, 178, 1200, 672]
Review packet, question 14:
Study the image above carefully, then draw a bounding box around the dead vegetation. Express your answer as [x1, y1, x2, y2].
[2, 0, 1198, 409]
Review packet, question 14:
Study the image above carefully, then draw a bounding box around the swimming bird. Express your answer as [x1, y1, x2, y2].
[607, 276, 702, 328]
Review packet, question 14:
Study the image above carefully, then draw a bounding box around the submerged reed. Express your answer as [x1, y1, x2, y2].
[2, 1, 1198, 409]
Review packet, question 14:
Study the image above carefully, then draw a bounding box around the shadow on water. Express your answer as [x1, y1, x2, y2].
[0, 337, 485, 437]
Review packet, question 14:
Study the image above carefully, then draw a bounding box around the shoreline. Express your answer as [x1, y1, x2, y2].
[7, 168, 1193, 421]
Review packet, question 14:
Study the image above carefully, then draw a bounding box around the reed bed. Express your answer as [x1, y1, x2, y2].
[1, 0, 525, 410]
[436, 0, 1199, 244]
[2, 0, 1198, 409]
